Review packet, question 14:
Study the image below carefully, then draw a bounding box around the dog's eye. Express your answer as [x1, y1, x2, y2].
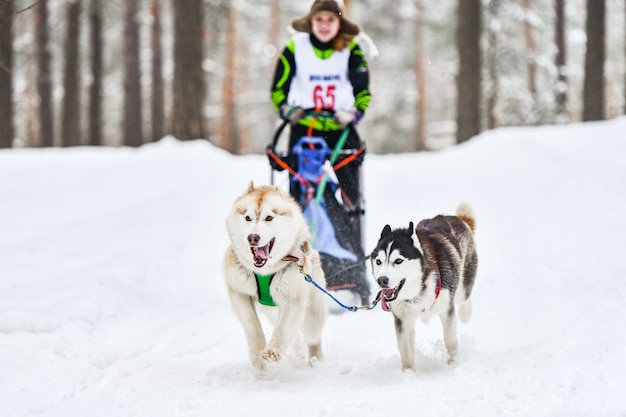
[394, 259, 403, 265]
[375, 259, 381, 266]
[245, 215, 252, 222]
[265, 215, 273, 222]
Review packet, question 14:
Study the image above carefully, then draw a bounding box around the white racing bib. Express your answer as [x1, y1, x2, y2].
[288, 33, 355, 111]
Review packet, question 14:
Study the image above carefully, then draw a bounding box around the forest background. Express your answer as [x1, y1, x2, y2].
[0, 0, 624, 154]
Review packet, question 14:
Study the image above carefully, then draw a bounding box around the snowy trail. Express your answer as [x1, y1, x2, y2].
[1, 120, 626, 416]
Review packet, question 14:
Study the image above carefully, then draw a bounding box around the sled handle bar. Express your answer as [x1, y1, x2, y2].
[269, 108, 344, 151]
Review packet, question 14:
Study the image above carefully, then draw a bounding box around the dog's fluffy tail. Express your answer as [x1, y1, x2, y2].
[456, 201, 476, 233]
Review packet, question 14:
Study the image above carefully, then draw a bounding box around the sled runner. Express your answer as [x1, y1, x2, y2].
[267, 109, 370, 305]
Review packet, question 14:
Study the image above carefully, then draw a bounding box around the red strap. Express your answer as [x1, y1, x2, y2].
[333, 147, 365, 172]
[307, 117, 317, 137]
[267, 150, 308, 187]
[326, 283, 357, 291]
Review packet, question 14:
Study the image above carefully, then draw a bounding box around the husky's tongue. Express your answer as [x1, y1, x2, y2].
[381, 288, 396, 299]
[254, 245, 270, 261]
[380, 289, 395, 311]
[378, 279, 405, 312]
[251, 238, 274, 267]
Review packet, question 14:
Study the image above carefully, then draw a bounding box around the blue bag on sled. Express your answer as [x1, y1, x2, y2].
[266, 114, 370, 305]
[291, 137, 357, 263]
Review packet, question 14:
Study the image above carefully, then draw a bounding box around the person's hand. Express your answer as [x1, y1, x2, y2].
[334, 109, 362, 127]
[281, 105, 305, 125]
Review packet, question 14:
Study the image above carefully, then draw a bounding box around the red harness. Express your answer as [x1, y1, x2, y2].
[434, 261, 442, 299]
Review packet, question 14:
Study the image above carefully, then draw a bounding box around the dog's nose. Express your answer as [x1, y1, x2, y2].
[247, 234, 260, 246]
[377, 276, 389, 288]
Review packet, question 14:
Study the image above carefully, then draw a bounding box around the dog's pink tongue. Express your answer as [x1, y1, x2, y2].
[381, 288, 395, 299]
[255, 245, 271, 260]
[380, 289, 395, 311]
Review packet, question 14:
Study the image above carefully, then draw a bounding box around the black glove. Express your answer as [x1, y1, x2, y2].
[280, 105, 305, 125]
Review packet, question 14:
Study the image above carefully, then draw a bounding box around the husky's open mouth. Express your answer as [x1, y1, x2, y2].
[250, 238, 275, 268]
[377, 279, 406, 311]
[380, 278, 406, 302]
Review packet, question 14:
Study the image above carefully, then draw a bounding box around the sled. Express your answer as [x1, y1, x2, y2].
[267, 109, 370, 305]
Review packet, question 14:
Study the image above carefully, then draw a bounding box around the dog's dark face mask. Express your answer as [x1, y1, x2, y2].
[371, 223, 423, 295]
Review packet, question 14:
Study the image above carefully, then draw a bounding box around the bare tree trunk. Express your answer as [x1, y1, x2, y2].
[26, 80, 37, 146]
[268, 0, 281, 128]
[269, 0, 280, 49]
[61, 0, 82, 147]
[415, 0, 427, 151]
[0, 0, 13, 148]
[555, 0, 568, 122]
[88, 0, 103, 146]
[151, 0, 164, 142]
[582, 0, 605, 121]
[456, 0, 482, 143]
[36, 0, 54, 147]
[222, 2, 239, 153]
[238, 34, 250, 153]
[123, 0, 143, 147]
[486, 0, 500, 129]
[523, 0, 537, 99]
[172, 0, 206, 140]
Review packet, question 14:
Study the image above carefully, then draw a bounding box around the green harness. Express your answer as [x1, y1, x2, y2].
[253, 255, 372, 313]
[255, 273, 277, 307]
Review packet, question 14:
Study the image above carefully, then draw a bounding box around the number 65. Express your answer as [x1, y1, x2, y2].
[313, 85, 336, 110]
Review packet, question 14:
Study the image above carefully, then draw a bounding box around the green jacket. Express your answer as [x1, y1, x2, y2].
[271, 34, 371, 131]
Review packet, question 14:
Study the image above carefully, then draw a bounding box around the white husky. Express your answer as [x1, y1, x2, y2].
[223, 182, 327, 371]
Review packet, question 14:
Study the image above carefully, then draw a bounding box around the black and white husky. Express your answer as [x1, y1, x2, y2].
[370, 202, 478, 371]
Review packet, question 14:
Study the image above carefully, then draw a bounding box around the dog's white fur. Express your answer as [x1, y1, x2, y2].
[223, 182, 327, 371]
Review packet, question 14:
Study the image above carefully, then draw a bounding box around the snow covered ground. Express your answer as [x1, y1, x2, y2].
[1, 118, 625, 417]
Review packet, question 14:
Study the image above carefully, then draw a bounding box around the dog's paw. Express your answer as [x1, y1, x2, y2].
[308, 344, 324, 362]
[444, 341, 457, 365]
[249, 351, 268, 371]
[260, 348, 282, 363]
[251, 357, 267, 371]
[401, 364, 417, 373]
[307, 356, 321, 368]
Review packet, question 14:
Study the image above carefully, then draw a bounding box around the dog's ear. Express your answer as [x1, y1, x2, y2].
[408, 221, 414, 235]
[247, 181, 255, 193]
[411, 223, 423, 255]
[381, 224, 392, 238]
